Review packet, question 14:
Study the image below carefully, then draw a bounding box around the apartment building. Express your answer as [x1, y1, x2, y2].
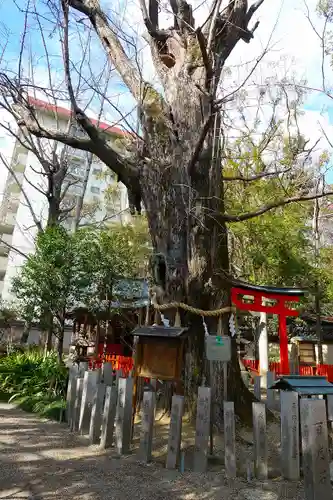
[0, 97, 131, 300]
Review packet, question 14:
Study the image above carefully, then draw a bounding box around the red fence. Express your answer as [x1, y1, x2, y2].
[89, 355, 134, 377]
[88, 355, 333, 382]
[241, 358, 333, 383]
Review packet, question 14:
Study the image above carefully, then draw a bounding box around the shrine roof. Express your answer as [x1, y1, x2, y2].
[270, 375, 333, 395]
[131, 326, 188, 338]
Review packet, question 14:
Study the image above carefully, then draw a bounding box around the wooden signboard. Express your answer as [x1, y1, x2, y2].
[135, 337, 184, 381]
[298, 343, 316, 365]
[131, 326, 187, 398]
[139, 342, 179, 379]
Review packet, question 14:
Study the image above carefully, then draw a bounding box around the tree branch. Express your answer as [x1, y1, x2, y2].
[0, 237, 28, 259]
[246, 0, 266, 23]
[68, 0, 144, 102]
[196, 27, 213, 86]
[223, 190, 333, 223]
[187, 112, 214, 176]
[2, 77, 141, 211]
[61, 0, 104, 145]
[222, 167, 291, 182]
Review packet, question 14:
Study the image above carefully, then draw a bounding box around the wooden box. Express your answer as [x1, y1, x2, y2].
[131, 326, 187, 381]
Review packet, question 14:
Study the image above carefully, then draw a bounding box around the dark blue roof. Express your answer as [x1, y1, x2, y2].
[270, 375, 333, 395]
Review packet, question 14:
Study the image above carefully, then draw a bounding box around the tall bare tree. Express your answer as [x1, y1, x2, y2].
[3, 0, 333, 420]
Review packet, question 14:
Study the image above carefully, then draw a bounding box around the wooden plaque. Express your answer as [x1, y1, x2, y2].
[138, 342, 180, 380]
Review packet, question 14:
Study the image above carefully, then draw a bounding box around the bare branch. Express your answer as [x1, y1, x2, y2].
[223, 190, 333, 223]
[149, 0, 159, 29]
[196, 27, 212, 85]
[18, 0, 30, 81]
[0, 237, 28, 259]
[246, 0, 266, 23]
[187, 111, 214, 176]
[223, 168, 292, 182]
[23, 170, 47, 199]
[206, 0, 223, 54]
[304, 1, 329, 94]
[68, 0, 144, 102]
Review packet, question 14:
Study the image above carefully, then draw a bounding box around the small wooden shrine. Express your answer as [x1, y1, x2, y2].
[131, 325, 188, 381]
[67, 278, 149, 362]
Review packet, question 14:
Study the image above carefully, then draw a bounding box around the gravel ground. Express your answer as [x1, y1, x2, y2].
[0, 403, 308, 499]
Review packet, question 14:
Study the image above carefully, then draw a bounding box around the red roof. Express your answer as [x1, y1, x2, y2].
[28, 96, 126, 136]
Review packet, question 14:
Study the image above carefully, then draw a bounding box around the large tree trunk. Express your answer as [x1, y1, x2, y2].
[20, 320, 31, 344]
[55, 315, 65, 364]
[42, 309, 54, 355]
[140, 77, 254, 424]
[44, 327, 53, 354]
[55, 332, 64, 364]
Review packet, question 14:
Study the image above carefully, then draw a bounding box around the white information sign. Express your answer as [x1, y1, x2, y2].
[205, 335, 231, 362]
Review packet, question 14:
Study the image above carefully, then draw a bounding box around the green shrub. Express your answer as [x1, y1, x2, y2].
[0, 348, 67, 420]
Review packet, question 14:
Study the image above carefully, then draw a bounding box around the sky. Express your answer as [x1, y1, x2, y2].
[0, 0, 333, 169]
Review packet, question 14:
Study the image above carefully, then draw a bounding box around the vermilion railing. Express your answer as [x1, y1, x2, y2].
[241, 358, 333, 383]
[89, 355, 134, 377]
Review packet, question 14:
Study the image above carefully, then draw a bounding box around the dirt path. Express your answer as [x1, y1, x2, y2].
[0, 403, 304, 499]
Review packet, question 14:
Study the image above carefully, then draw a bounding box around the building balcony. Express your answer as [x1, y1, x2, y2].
[0, 256, 9, 271]
[0, 246, 9, 258]
[0, 223, 14, 235]
[67, 147, 88, 160]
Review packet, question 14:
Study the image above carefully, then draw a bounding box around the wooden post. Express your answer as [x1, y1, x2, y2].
[100, 385, 118, 449]
[139, 391, 155, 463]
[78, 361, 88, 377]
[209, 360, 214, 455]
[193, 387, 211, 472]
[280, 391, 300, 480]
[266, 371, 275, 409]
[131, 335, 139, 440]
[326, 394, 333, 431]
[223, 362, 228, 401]
[72, 378, 84, 432]
[89, 382, 106, 445]
[66, 364, 79, 427]
[166, 395, 184, 469]
[300, 398, 332, 500]
[254, 376, 261, 401]
[115, 377, 134, 455]
[102, 362, 114, 386]
[252, 402, 268, 479]
[79, 370, 100, 434]
[223, 402, 236, 478]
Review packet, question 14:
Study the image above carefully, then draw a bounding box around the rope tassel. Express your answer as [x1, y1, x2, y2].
[174, 309, 182, 327]
[217, 315, 223, 336]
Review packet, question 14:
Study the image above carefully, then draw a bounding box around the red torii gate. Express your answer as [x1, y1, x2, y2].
[231, 283, 305, 375]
